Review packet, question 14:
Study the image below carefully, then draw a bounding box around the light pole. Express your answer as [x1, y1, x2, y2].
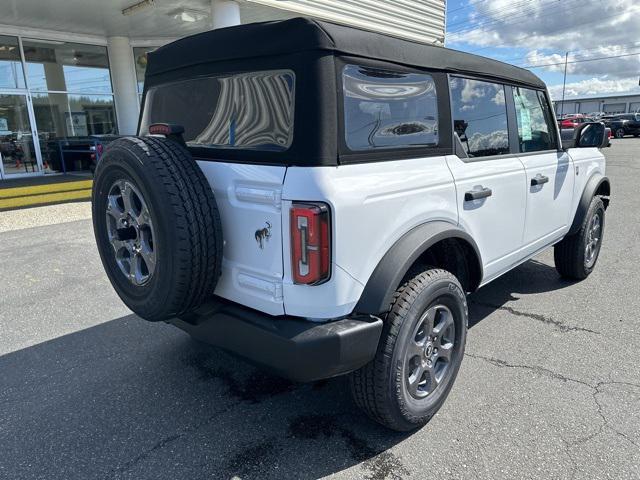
[559, 52, 569, 118]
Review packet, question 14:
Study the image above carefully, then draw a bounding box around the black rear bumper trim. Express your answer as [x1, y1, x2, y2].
[169, 300, 383, 382]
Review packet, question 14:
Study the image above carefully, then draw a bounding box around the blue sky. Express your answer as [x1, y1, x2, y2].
[445, 0, 640, 100]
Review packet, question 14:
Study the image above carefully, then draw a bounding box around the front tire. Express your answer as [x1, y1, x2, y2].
[554, 196, 605, 280]
[615, 128, 625, 138]
[350, 268, 467, 431]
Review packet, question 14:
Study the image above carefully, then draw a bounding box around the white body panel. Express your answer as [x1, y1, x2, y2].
[196, 160, 286, 315]
[282, 157, 458, 318]
[195, 145, 605, 320]
[445, 155, 527, 282]
[519, 151, 574, 251]
[565, 147, 607, 217]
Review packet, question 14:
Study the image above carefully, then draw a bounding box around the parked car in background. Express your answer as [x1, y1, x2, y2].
[601, 113, 640, 138]
[557, 115, 595, 129]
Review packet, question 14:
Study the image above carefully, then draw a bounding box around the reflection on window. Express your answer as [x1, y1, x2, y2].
[0, 93, 38, 175]
[450, 77, 509, 157]
[31, 93, 118, 173]
[133, 46, 156, 96]
[512, 87, 556, 153]
[343, 65, 438, 151]
[141, 70, 295, 151]
[22, 40, 112, 94]
[0, 35, 25, 89]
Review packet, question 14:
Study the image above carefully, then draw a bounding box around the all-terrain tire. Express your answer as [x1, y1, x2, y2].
[350, 267, 468, 431]
[554, 196, 605, 280]
[92, 136, 223, 321]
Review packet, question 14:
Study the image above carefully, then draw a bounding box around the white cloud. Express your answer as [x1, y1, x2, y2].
[447, 0, 640, 96]
[548, 77, 640, 100]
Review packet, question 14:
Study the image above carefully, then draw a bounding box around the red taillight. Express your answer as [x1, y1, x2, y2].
[290, 202, 331, 285]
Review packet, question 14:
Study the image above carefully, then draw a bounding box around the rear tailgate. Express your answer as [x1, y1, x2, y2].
[196, 160, 286, 315]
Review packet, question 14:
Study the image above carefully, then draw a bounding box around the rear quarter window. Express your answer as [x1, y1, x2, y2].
[342, 64, 438, 151]
[140, 70, 295, 151]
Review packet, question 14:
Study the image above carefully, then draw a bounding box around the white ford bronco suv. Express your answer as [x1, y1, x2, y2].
[92, 18, 610, 431]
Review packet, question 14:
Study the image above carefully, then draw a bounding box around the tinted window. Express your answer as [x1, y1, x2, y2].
[342, 65, 438, 151]
[450, 77, 509, 157]
[512, 87, 557, 152]
[141, 70, 294, 151]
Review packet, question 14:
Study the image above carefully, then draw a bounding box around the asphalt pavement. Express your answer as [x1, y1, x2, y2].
[1, 139, 639, 480]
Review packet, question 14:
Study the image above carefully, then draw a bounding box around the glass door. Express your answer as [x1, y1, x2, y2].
[0, 91, 43, 179]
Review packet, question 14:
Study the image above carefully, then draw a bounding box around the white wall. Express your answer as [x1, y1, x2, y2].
[245, 0, 446, 44]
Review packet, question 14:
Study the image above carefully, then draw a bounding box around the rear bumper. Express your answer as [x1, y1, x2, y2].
[170, 300, 383, 382]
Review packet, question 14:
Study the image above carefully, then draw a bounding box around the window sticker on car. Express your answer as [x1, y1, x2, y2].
[515, 93, 533, 141]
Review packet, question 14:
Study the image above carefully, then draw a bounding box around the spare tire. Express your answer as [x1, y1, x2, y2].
[92, 136, 222, 322]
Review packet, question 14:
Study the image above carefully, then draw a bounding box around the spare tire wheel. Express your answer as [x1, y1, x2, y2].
[92, 136, 223, 322]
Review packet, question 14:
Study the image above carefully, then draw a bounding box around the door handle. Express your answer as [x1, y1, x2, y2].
[531, 174, 549, 186]
[464, 187, 492, 201]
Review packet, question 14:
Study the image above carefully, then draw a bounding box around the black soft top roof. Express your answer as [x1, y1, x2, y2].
[147, 17, 546, 89]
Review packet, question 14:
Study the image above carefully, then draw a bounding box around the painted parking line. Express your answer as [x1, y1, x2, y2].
[0, 189, 92, 210]
[0, 180, 93, 199]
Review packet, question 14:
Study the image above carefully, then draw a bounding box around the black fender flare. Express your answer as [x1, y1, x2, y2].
[568, 174, 610, 236]
[354, 221, 483, 315]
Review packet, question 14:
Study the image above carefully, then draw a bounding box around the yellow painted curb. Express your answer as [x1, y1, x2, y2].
[0, 180, 93, 199]
[0, 188, 92, 210]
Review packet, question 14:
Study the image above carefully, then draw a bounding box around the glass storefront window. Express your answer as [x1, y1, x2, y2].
[0, 36, 119, 178]
[31, 93, 117, 173]
[22, 40, 112, 94]
[0, 35, 25, 89]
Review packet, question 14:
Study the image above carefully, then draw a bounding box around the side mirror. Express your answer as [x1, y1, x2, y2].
[566, 122, 607, 149]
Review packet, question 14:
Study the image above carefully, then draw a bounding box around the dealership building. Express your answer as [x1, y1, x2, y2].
[554, 93, 640, 116]
[0, 0, 444, 181]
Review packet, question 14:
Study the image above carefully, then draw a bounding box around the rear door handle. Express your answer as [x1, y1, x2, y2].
[464, 187, 492, 201]
[531, 174, 549, 186]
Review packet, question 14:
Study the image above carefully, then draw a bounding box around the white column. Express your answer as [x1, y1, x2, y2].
[107, 36, 139, 135]
[211, 0, 241, 29]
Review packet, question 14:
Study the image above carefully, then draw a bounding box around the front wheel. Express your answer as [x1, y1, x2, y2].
[614, 128, 625, 138]
[350, 268, 467, 431]
[554, 196, 605, 280]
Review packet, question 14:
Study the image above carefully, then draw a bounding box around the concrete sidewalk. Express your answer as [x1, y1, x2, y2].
[0, 174, 92, 211]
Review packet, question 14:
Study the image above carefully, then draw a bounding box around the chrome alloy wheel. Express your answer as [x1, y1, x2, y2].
[404, 304, 456, 399]
[105, 180, 156, 286]
[585, 212, 602, 268]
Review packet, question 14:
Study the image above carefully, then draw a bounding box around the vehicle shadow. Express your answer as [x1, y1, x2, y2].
[0, 259, 574, 480]
[0, 315, 409, 480]
[468, 258, 576, 328]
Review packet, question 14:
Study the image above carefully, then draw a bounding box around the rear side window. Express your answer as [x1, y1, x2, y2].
[449, 77, 509, 158]
[140, 70, 294, 151]
[342, 64, 438, 151]
[512, 87, 557, 152]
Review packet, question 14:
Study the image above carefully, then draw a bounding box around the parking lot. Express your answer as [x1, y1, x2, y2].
[1, 139, 638, 480]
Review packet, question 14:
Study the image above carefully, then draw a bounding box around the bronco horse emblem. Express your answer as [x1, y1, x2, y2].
[255, 221, 272, 249]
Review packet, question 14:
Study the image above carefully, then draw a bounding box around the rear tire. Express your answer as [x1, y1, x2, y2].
[554, 196, 605, 280]
[615, 128, 625, 138]
[350, 268, 467, 431]
[92, 136, 223, 321]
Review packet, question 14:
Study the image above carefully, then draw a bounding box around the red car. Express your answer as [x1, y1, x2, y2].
[558, 115, 594, 129]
